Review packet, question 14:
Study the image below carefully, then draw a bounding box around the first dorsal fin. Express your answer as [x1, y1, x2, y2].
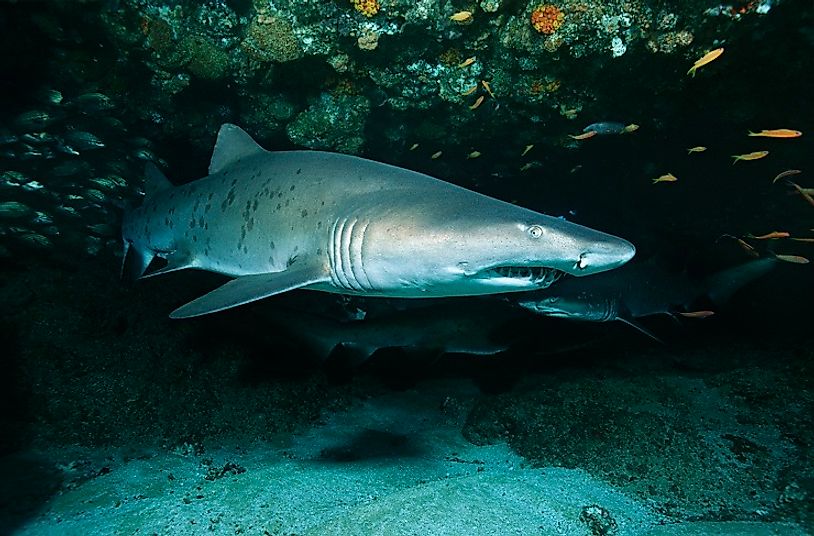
[144, 162, 173, 198]
[209, 123, 266, 175]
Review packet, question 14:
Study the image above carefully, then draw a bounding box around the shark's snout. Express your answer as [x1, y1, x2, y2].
[572, 237, 636, 276]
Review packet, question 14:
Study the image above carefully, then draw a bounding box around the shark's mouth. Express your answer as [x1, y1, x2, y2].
[486, 265, 565, 288]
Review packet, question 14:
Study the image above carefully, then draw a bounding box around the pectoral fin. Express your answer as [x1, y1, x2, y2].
[170, 263, 329, 319]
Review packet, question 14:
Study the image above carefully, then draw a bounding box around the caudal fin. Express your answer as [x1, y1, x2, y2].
[121, 239, 155, 282]
[705, 256, 777, 306]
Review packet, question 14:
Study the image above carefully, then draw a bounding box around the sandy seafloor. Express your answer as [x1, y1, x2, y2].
[0, 258, 811, 536]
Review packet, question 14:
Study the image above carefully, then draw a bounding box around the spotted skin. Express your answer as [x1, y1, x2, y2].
[122, 124, 636, 317]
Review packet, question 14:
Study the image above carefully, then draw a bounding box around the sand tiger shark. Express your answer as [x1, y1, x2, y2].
[121, 124, 635, 318]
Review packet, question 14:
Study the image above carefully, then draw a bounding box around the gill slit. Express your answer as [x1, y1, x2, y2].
[330, 218, 351, 289]
[351, 219, 373, 291]
[341, 218, 363, 291]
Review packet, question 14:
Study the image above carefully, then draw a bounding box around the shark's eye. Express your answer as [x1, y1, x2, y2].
[528, 225, 543, 238]
[576, 253, 588, 270]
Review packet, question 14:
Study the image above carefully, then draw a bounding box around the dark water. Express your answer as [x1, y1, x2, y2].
[0, 1, 812, 534]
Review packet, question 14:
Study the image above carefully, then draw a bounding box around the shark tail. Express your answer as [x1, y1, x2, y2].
[120, 163, 174, 281]
[121, 240, 155, 282]
[704, 256, 777, 306]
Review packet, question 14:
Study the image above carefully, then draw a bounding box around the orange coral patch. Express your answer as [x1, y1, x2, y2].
[531, 4, 565, 35]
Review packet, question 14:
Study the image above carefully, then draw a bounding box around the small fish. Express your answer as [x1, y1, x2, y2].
[469, 95, 485, 110]
[431, 150, 443, 159]
[521, 144, 534, 157]
[569, 131, 597, 140]
[1, 171, 27, 187]
[55, 141, 81, 156]
[0, 201, 32, 218]
[14, 110, 52, 129]
[687, 47, 724, 77]
[20, 132, 55, 144]
[748, 129, 802, 138]
[748, 231, 790, 240]
[0, 132, 18, 145]
[679, 310, 715, 319]
[22, 180, 44, 192]
[622, 123, 639, 133]
[134, 148, 158, 161]
[19, 147, 45, 160]
[409, 143, 419, 151]
[31, 211, 53, 225]
[652, 173, 678, 184]
[90, 177, 124, 191]
[481, 80, 495, 99]
[772, 169, 801, 183]
[790, 238, 814, 243]
[65, 130, 105, 150]
[731, 150, 769, 164]
[38, 88, 63, 105]
[83, 189, 107, 203]
[57, 205, 80, 217]
[449, 10, 473, 23]
[687, 146, 707, 154]
[775, 254, 809, 265]
[458, 56, 476, 68]
[520, 162, 539, 172]
[466, 150, 481, 159]
[787, 181, 814, 208]
[460, 85, 478, 96]
[18, 233, 52, 249]
[73, 92, 114, 112]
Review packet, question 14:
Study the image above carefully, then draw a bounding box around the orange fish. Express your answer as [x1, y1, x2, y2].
[469, 95, 485, 110]
[679, 310, 715, 319]
[458, 56, 476, 68]
[569, 131, 597, 140]
[449, 11, 473, 23]
[748, 129, 802, 138]
[772, 169, 801, 183]
[481, 80, 495, 99]
[749, 231, 790, 240]
[652, 173, 678, 184]
[687, 47, 724, 77]
[732, 151, 769, 164]
[460, 84, 478, 96]
[687, 146, 707, 154]
[718, 234, 759, 257]
[775, 254, 810, 264]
